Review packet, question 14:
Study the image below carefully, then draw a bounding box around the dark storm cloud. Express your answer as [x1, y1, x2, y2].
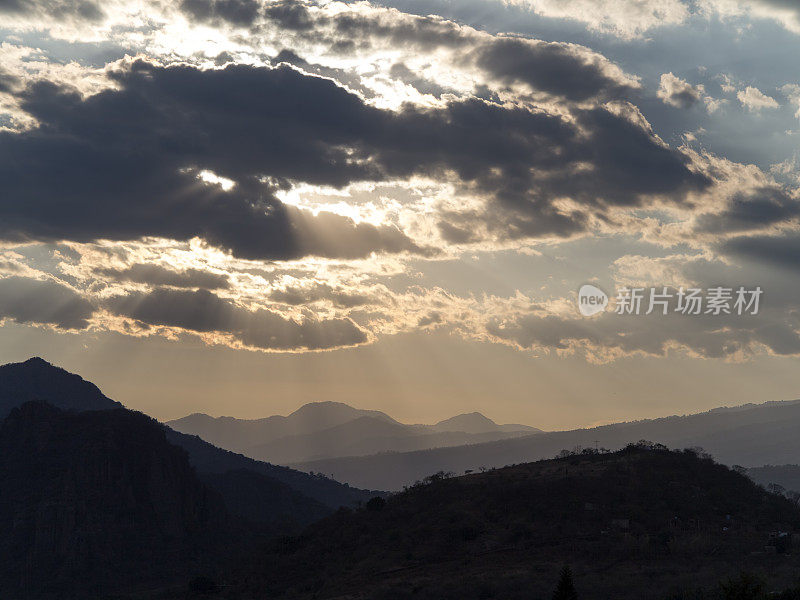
[0, 61, 426, 260]
[96, 264, 231, 289]
[696, 188, 800, 234]
[722, 233, 800, 273]
[105, 288, 368, 350]
[0, 276, 95, 329]
[469, 37, 635, 102]
[1, 60, 706, 253]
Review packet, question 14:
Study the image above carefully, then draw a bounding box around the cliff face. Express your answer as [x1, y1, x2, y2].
[0, 402, 228, 598]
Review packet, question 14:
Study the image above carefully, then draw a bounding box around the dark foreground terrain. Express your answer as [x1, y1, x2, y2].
[209, 446, 800, 600]
[3, 358, 800, 600]
[0, 358, 377, 599]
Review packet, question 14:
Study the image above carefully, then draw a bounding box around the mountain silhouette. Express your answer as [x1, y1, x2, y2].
[292, 398, 800, 490]
[169, 403, 540, 464]
[165, 427, 378, 509]
[430, 411, 536, 434]
[224, 446, 800, 600]
[0, 401, 234, 598]
[0, 358, 376, 515]
[0, 358, 384, 598]
[0, 357, 121, 417]
[168, 401, 400, 453]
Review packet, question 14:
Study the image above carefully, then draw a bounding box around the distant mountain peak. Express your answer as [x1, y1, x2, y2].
[431, 412, 501, 434]
[22, 356, 50, 366]
[289, 400, 390, 418]
[438, 411, 495, 423]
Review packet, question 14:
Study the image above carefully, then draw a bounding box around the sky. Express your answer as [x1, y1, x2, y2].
[0, 0, 798, 430]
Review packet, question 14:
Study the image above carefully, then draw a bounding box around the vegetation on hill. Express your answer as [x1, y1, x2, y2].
[216, 444, 800, 600]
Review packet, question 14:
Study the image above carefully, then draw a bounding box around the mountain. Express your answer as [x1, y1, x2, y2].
[165, 428, 378, 509]
[431, 411, 538, 434]
[168, 402, 400, 453]
[219, 446, 800, 600]
[291, 399, 800, 490]
[169, 404, 540, 465]
[0, 402, 236, 599]
[0, 357, 121, 417]
[248, 415, 535, 464]
[748, 465, 800, 495]
[0, 358, 377, 512]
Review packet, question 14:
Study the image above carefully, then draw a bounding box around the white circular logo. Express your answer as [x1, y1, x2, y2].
[578, 284, 608, 317]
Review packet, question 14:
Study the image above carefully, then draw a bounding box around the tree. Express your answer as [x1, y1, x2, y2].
[366, 496, 386, 511]
[719, 573, 766, 600]
[552, 565, 578, 600]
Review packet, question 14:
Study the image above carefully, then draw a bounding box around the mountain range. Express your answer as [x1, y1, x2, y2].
[4, 357, 800, 598]
[285, 399, 800, 491]
[168, 404, 539, 465]
[0, 357, 384, 597]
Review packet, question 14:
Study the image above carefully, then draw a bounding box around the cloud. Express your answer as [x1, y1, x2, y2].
[104, 288, 368, 351]
[95, 263, 231, 289]
[0, 59, 707, 256]
[267, 282, 371, 308]
[657, 72, 705, 109]
[737, 86, 779, 112]
[709, 0, 800, 34]
[0, 276, 95, 329]
[485, 303, 800, 361]
[500, 0, 690, 38]
[722, 232, 800, 273]
[179, 0, 260, 26]
[693, 187, 800, 234]
[465, 36, 638, 102]
[782, 83, 800, 119]
[0, 0, 104, 21]
[248, 1, 641, 103]
[0, 61, 428, 260]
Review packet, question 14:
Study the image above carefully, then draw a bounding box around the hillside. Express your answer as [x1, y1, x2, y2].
[169, 404, 539, 465]
[294, 400, 800, 490]
[0, 402, 235, 599]
[165, 428, 378, 509]
[219, 446, 800, 600]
